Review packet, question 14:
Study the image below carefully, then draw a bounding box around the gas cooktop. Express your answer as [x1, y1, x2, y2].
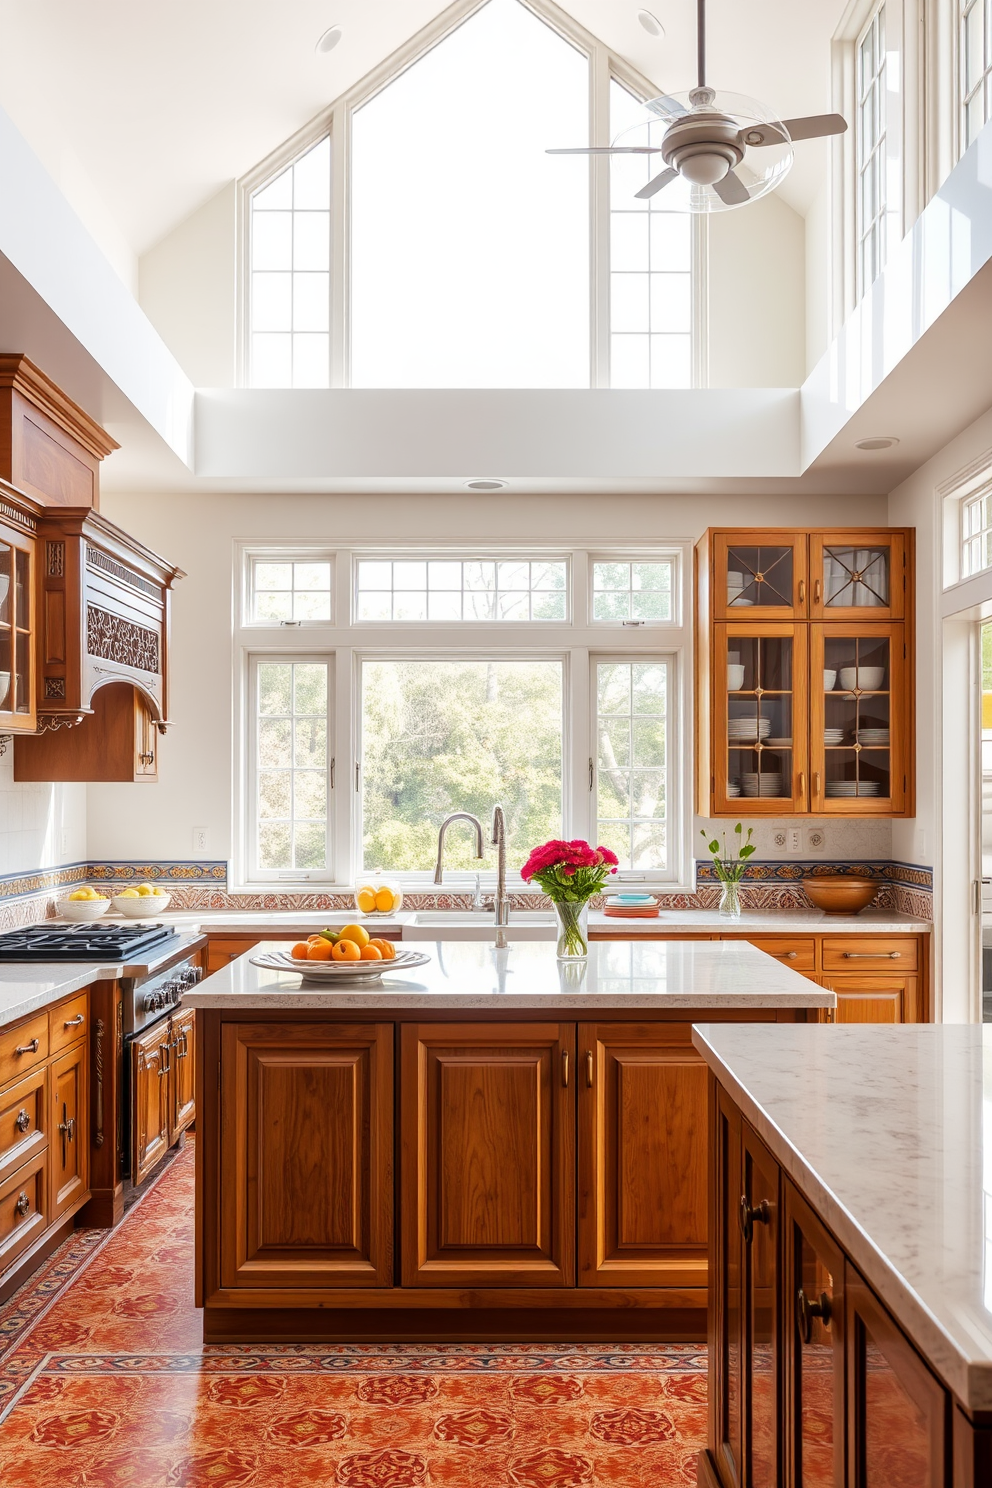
[0, 923, 177, 961]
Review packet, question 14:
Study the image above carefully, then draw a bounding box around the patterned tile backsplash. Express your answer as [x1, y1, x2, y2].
[0, 855, 932, 931]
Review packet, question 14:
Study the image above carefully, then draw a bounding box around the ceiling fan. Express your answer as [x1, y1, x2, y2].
[548, 0, 847, 211]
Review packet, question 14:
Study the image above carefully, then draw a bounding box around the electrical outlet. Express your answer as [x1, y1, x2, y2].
[192, 826, 209, 854]
[805, 827, 826, 853]
[772, 829, 787, 851]
[788, 827, 802, 854]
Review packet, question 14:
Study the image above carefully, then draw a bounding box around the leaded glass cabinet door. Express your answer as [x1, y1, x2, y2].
[714, 624, 809, 814]
[810, 623, 908, 815]
[810, 532, 907, 620]
[713, 533, 807, 620]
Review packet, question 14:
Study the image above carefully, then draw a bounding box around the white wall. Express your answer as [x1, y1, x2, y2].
[0, 759, 86, 879]
[706, 191, 806, 389]
[139, 184, 237, 389]
[89, 488, 886, 869]
[803, 179, 830, 375]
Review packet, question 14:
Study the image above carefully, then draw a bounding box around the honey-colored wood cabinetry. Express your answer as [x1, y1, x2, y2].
[219, 1021, 393, 1289]
[131, 1021, 170, 1186]
[578, 1022, 709, 1289]
[50, 1042, 88, 1219]
[697, 528, 915, 817]
[783, 1182, 846, 1487]
[401, 1021, 575, 1288]
[169, 1008, 195, 1142]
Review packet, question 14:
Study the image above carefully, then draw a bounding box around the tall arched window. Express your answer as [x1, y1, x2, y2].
[242, 0, 698, 390]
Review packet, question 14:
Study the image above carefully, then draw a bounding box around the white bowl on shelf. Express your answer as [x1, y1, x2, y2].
[838, 666, 885, 690]
[823, 670, 837, 690]
[112, 891, 172, 918]
[57, 896, 110, 921]
[727, 664, 745, 690]
[0, 671, 10, 708]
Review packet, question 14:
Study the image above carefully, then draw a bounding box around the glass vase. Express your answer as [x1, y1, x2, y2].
[718, 878, 742, 919]
[554, 900, 589, 959]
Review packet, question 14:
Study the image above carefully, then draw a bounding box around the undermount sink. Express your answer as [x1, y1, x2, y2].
[403, 911, 557, 941]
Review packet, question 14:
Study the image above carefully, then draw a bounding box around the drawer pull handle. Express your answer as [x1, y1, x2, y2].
[739, 1195, 770, 1243]
[797, 1287, 832, 1343]
[158, 1041, 172, 1076]
[14, 1039, 39, 1056]
[814, 578, 822, 604]
[561, 1051, 569, 1088]
[585, 1050, 594, 1089]
[798, 578, 806, 604]
[176, 1030, 189, 1059]
[842, 951, 901, 959]
[774, 951, 798, 960]
[63, 1014, 85, 1028]
[14, 1191, 29, 1218]
[15, 1108, 30, 1132]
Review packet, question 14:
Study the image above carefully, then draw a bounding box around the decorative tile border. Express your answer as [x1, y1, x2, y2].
[87, 861, 228, 885]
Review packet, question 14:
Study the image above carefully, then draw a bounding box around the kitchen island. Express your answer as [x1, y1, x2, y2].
[186, 938, 833, 1343]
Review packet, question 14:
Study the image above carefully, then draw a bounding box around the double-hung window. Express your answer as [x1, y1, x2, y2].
[856, 5, 888, 293]
[238, 545, 688, 888]
[962, 0, 992, 150]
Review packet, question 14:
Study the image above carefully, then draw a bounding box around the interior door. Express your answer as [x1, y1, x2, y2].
[51, 1040, 88, 1218]
[401, 1021, 575, 1287]
[578, 1021, 708, 1288]
[220, 1021, 393, 1289]
[131, 1020, 170, 1185]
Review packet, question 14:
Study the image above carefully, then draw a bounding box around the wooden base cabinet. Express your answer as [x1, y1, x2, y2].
[51, 1042, 88, 1218]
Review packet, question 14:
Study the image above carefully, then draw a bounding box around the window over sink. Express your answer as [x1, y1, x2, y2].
[237, 544, 689, 888]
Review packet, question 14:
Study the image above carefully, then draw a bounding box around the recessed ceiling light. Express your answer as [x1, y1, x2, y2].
[637, 10, 665, 37]
[855, 436, 900, 451]
[464, 478, 507, 492]
[315, 24, 343, 54]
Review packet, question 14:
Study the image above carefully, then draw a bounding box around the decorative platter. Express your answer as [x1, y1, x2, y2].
[249, 949, 431, 983]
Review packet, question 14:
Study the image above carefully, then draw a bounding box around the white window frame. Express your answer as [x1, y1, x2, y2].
[589, 552, 680, 627]
[233, 539, 692, 891]
[960, 0, 992, 151]
[591, 652, 677, 884]
[243, 547, 336, 627]
[856, 5, 889, 296]
[236, 0, 705, 390]
[351, 551, 572, 624]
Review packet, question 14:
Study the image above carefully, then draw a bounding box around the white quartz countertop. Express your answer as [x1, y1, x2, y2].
[183, 938, 835, 1011]
[0, 931, 207, 1030]
[692, 1023, 992, 1411]
[158, 908, 930, 935]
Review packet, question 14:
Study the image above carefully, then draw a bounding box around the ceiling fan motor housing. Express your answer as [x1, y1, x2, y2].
[662, 111, 744, 185]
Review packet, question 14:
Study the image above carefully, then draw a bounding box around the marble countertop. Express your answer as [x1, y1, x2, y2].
[692, 1023, 992, 1412]
[183, 938, 835, 1011]
[156, 908, 931, 936]
[0, 931, 207, 1030]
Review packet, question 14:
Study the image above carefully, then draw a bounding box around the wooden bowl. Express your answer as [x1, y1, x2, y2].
[803, 876, 879, 914]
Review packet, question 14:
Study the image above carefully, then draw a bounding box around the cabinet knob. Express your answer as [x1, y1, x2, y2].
[739, 1195, 770, 1243]
[14, 1038, 39, 1056]
[15, 1108, 30, 1133]
[774, 951, 798, 960]
[14, 1191, 29, 1217]
[797, 1286, 832, 1343]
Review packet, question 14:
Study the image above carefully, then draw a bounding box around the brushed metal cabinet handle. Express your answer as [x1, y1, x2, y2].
[63, 1014, 85, 1028]
[561, 1051, 569, 1088]
[842, 951, 900, 959]
[773, 951, 798, 960]
[585, 1051, 594, 1088]
[14, 1191, 29, 1217]
[15, 1108, 30, 1132]
[14, 1039, 39, 1056]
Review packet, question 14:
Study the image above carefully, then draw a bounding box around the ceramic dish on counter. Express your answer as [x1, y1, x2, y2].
[112, 891, 172, 917]
[57, 895, 111, 922]
[250, 948, 431, 983]
[803, 875, 880, 913]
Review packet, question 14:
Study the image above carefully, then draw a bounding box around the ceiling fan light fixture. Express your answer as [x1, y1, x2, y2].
[315, 24, 343, 54]
[464, 478, 508, 492]
[637, 9, 665, 37]
[855, 436, 900, 451]
[675, 147, 733, 185]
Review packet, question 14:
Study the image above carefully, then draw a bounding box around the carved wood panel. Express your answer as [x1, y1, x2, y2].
[86, 606, 159, 674]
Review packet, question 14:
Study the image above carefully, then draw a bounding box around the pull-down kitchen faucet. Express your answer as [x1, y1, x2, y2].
[492, 804, 509, 948]
[433, 813, 486, 883]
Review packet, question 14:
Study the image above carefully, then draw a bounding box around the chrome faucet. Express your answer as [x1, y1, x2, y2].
[492, 804, 509, 947]
[433, 812, 485, 884]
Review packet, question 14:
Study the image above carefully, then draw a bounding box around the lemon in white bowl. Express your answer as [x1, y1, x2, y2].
[112, 886, 171, 918]
[58, 888, 111, 922]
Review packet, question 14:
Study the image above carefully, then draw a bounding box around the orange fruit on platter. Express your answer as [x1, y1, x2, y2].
[291, 942, 309, 959]
[306, 940, 334, 960]
[369, 938, 396, 960]
[337, 923, 370, 948]
[360, 944, 382, 960]
[331, 938, 362, 961]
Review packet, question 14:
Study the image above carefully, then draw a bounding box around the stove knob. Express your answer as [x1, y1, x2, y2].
[190, 965, 204, 983]
[164, 978, 181, 1004]
[142, 991, 157, 1012]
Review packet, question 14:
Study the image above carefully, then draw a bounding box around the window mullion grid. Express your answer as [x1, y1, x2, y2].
[568, 647, 591, 845]
[331, 102, 349, 388]
[590, 46, 611, 389]
[333, 645, 355, 886]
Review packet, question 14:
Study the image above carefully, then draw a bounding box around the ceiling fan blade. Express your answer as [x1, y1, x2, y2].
[634, 166, 678, 200]
[646, 94, 689, 120]
[546, 146, 664, 155]
[741, 112, 848, 148]
[713, 169, 750, 205]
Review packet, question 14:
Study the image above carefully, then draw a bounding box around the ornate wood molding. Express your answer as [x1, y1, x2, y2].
[94, 1018, 105, 1149]
[0, 355, 119, 460]
[37, 713, 85, 733]
[86, 606, 160, 674]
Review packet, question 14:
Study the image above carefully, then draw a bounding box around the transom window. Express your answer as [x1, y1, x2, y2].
[857, 5, 888, 293]
[962, 486, 992, 576]
[962, 0, 992, 150]
[241, 0, 697, 391]
[355, 558, 567, 622]
[238, 545, 688, 887]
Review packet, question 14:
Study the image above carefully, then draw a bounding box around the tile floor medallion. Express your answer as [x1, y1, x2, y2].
[0, 1142, 707, 1486]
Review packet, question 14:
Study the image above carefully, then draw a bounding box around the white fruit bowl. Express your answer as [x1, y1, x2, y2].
[112, 891, 171, 917]
[58, 896, 110, 921]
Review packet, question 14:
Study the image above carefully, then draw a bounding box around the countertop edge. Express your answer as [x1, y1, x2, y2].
[185, 990, 835, 1010]
[0, 967, 104, 1028]
[691, 1025, 989, 1412]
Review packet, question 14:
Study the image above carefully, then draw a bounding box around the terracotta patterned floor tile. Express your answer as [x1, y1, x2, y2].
[0, 1143, 708, 1487]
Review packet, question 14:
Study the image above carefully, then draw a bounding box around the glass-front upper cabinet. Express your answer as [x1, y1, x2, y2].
[712, 533, 808, 620]
[809, 531, 907, 620]
[809, 624, 907, 815]
[713, 624, 809, 813]
[0, 522, 35, 732]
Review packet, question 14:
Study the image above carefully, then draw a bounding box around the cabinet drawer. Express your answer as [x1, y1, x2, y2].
[746, 937, 816, 971]
[0, 1150, 47, 1272]
[0, 1012, 49, 1086]
[0, 1066, 48, 1185]
[822, 937, 918, 972]
[49, 992, 88, 1056]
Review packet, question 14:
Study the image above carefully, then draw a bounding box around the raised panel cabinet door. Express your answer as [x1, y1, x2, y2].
[220, 1022, 393, 1289]
[741, 1120, 780, 1488]
[783, 1179, 845, 1488]
[131, 1022, 170, 1185]
[846, 1268, 949, 1487]
[400, 1022, 575, 1288]
[0, 1064, 48, 1186]
[823, 976, 918, 1024]
[51, 1041, 89, 1219]
[709, 1078, 745, 1488]
[578, 1022, 708, 1289]
[169, 1008, 195, 1141]
[134, 692, 157, 778]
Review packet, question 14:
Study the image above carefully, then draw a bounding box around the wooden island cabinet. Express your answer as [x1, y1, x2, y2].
[188, 938, 832, 1344]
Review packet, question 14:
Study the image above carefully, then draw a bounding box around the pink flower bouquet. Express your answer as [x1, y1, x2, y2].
[521, 839, 619, 957]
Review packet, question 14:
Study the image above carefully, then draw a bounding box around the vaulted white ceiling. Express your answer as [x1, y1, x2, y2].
[0, 0, 848, 259]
